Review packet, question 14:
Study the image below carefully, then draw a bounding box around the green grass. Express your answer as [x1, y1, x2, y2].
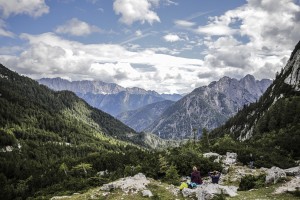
[228, 183, 299, 200]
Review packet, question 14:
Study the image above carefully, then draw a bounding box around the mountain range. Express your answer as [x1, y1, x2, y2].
[39, 76, 271, 137]
[145, 75, 272, 139]
[38, 78, 182, 117]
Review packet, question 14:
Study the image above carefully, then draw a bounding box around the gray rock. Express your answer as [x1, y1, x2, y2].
[284, 166, 300, 176]
[100, 173, 149, 193]
[265, 166, 286, 184]
[223, 152, 237, 165]
[196, 184, 238, 200]
[182, 188, 196, 197]
[142, 190, 153, 197]
[274, 176, 300, 194]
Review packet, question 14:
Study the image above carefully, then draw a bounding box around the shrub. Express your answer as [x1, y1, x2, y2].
[238, 175, 265, 191]
[164, 165, 180, 185]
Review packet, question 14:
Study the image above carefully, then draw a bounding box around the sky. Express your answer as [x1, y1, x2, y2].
[0, 0, 300, 94]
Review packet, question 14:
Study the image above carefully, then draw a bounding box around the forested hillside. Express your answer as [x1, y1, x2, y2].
[0, 64, 152, 199]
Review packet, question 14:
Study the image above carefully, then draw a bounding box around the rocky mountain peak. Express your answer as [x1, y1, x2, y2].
[146, 75, 272, 139]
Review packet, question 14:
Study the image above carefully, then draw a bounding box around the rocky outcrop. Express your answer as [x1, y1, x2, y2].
[284, 166, 300, 176]
[273, 176, 300, 194]
[100, 173, 149, 194]
[223, 152, 237, 166]
[181, 184, 238, 199]
[203, 152, 237, 166]
[264, 166, 286, 184]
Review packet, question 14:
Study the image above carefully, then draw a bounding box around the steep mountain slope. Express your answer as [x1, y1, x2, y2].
[146, 75, 272, 139]
[38, 78, 181, 116]
[117, 100, 175, 132]
[211, 41, 300, 143]
[0, 65, 137, 141]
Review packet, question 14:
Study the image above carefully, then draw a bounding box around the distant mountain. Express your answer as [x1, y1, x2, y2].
[145, 75, 272, 139]
[160, 93, 183, 101]
[211, 40, 300, 142]
[38, 78, 182, 116]
[117, 100, 175, 132]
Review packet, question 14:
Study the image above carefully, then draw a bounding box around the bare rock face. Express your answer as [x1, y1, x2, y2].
[265, 166, 286, 184]
[284, 41, 300, 91]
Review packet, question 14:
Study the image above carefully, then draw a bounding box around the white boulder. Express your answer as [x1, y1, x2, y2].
[223, 152, 237, 165]
[196, 184, 238, 200]
[181, 184, 238, 200]
[100, 173, 150, 194]
[142, 190, 153, 197]
[284, 166, 300, 176]
[265, 166, 286, 184]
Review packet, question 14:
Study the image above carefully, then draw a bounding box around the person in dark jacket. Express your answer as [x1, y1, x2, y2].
[191, 166, 202, 185]
[209, 170, 221, 184]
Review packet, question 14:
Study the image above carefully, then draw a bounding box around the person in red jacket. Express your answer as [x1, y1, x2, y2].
[191, 166, 202, 185]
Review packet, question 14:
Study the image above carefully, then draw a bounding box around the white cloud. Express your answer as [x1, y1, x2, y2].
[163, 0, 178, 6]
[199, 0, 300, 80]
[0, 0, 49, 18]
[196, 24, 238, 36]
[55, 18, 102, 36]
[174, 20, 195, 28]
[163, 34, 181, 42]
[113, 0, 160, 25]
[0, 19, 14, 37]
[0, 33, 207, 94]
[135, 30, 142, 36]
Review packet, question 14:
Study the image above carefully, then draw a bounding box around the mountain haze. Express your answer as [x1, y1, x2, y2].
[38, 78, 182, 116]
[146, 75, 272, 139]
[117, 100, 175, 132]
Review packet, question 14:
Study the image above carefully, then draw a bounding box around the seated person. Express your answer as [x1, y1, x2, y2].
[191, 166, 202, 185]
[209, 170, 221, 184]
